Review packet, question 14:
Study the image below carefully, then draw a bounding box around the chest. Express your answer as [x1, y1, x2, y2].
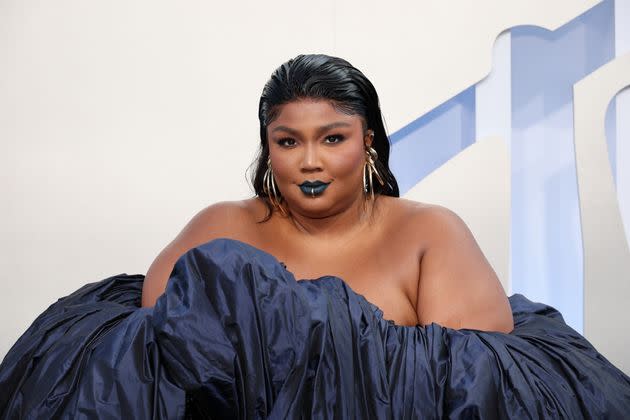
[256, 233, 422, 326]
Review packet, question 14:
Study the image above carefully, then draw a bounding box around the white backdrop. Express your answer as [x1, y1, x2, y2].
[2, 0, 627, 373]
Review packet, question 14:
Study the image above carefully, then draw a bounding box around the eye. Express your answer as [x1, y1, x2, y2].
[324, 134, 345, 144]
[277, 137, 296, 147]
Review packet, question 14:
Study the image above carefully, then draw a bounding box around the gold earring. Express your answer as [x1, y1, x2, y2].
[363, 146, 385, 200]
[262, 158, 288, 216]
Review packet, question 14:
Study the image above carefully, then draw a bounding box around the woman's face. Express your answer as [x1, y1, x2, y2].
[266, 98, 372, 218]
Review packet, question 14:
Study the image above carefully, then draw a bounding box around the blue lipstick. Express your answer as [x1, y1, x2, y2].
[299, 180, 330, 197]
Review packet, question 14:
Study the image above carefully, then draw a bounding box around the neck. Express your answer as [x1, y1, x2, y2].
[284, 192, 377, 239]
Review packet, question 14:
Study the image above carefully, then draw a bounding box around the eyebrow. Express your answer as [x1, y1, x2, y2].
[270, 121, 353, 137]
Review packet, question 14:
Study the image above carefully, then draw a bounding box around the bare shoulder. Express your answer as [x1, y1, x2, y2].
[141, 198, 264, 307]
[192, 198, 256, 222]
[397, 198, 458, 218]
[414, 202, 470, 236]
[168, 198, 274, 254]
[379, 197, 512, 332]
[182, 198, 269, 233]
[405, 201, 513, 332]
[378, 196, 448, 217]
[378, 197, 461, 242]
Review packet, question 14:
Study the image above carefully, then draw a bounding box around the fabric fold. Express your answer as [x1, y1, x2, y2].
[1, 238, 629, 419]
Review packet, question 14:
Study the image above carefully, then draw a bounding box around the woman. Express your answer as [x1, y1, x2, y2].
[142, 53, 513, 333]
[1, 54, 629, 419]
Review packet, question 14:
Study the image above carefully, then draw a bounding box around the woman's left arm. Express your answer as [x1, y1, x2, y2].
[415, 205, 514, 333]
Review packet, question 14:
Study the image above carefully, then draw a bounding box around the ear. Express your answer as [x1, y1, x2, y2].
[364, 129, 375, 148]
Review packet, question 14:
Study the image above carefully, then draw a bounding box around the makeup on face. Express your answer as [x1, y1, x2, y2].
[266, 100, 368, 212]
[298, 180, 331, 197]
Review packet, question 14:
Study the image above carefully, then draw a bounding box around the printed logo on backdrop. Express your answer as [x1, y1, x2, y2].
[390, 0, 629, 346]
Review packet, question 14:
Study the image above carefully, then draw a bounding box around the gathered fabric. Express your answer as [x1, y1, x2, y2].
[1, 238, 629, 419]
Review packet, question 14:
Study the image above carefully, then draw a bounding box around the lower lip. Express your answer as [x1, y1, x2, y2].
[299, 184, 329, 197]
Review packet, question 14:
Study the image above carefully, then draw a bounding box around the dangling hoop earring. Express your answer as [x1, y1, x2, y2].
[262, 158, 288, 216]
[363, 146, 385, 201]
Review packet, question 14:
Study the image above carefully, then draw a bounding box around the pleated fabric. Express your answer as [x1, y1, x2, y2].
[1, 238, 629, 419]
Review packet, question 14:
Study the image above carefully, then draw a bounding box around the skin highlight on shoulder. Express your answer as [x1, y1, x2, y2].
[414, 204, 514, 333]
[140, 199, 259, 308]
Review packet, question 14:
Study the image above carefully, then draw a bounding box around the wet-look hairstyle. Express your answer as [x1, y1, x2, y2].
[249, 54, 400, 216]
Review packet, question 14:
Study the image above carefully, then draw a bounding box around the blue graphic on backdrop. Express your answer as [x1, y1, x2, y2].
[389, 0, 616, 333]
[389, 87, 475, 194]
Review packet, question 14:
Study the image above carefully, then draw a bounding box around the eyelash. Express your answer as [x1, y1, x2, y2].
[325, 134, 345, 144]
[276, 134, 345, 147]
[276, 138, 296, 147]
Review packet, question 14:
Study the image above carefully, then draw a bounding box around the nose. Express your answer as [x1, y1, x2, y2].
[300, 142, 323, 172]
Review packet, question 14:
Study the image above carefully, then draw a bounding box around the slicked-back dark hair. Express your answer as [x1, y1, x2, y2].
[249, 54, 399, 216]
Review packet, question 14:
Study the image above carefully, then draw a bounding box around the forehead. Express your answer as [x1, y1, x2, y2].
[268, 99, 364, 130]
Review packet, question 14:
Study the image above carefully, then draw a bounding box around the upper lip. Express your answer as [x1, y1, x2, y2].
[299, 180, 329, 187]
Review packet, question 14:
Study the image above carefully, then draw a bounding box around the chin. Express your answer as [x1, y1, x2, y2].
[287, 196, 339, 217]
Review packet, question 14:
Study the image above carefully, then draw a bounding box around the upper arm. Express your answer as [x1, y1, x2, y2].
[141, 201, 246, 308]
[415, 205, 513, 333]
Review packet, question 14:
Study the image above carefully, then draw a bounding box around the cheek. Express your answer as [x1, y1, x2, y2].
[269, 149, 293, 177]
[331, 145, 365, 177]
[268, 152, 295, 180]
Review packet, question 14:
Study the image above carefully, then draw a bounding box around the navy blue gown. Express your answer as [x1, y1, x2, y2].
[1, 238, 629, 418]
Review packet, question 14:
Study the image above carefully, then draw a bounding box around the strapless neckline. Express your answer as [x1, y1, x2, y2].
[225, 238, 498, 332]
[242, 243, 411, 329]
